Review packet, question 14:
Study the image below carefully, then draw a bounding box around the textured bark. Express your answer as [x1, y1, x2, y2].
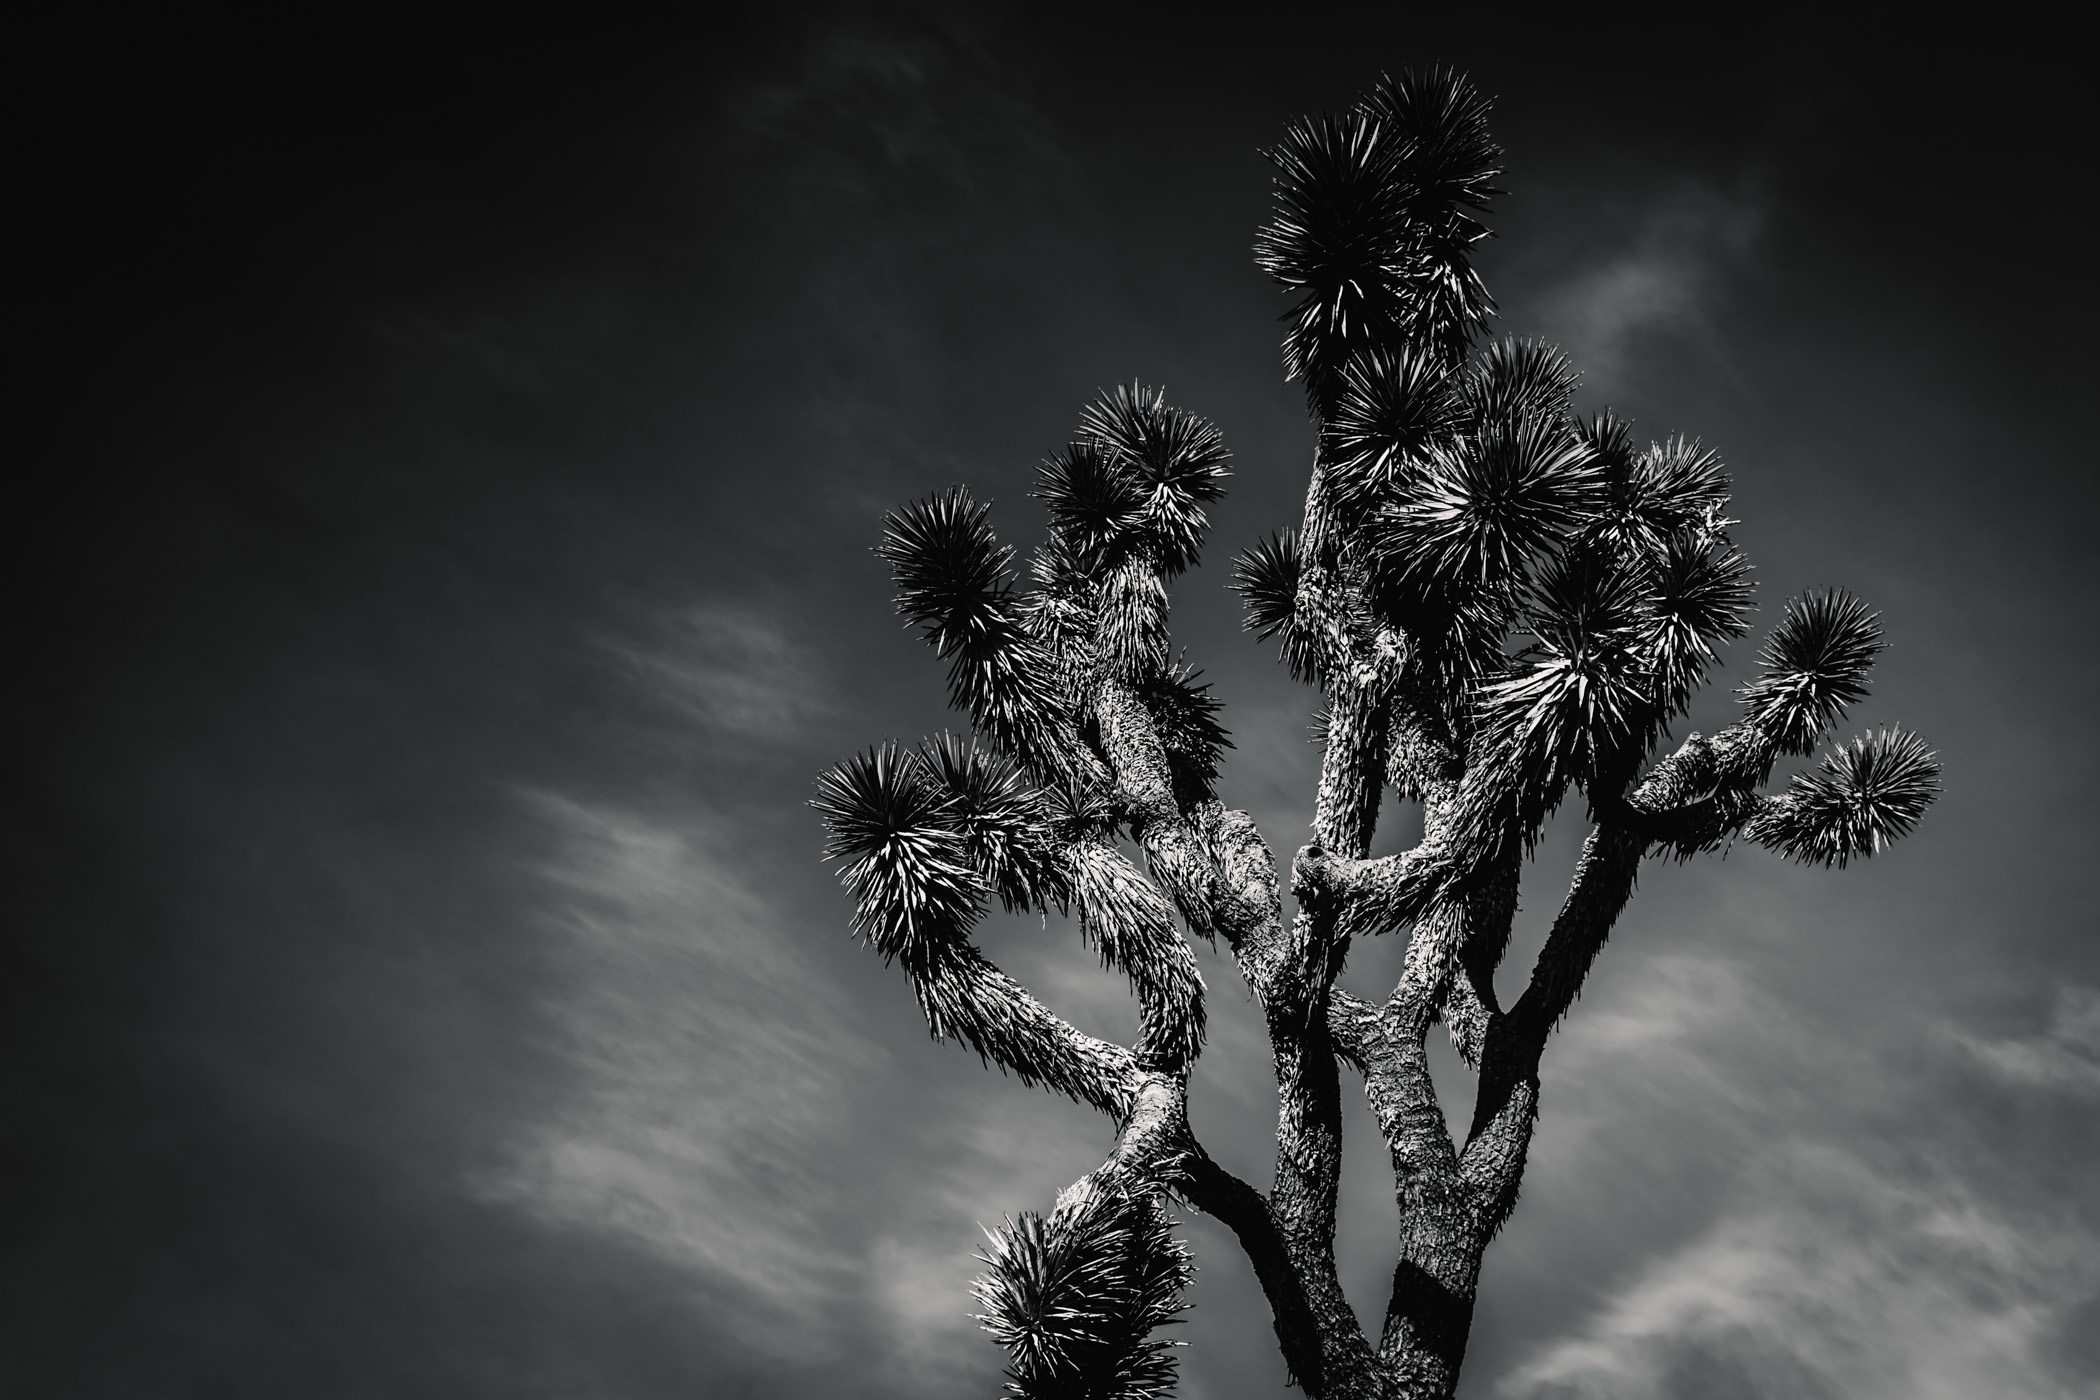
[829, 104, 1932, 1391]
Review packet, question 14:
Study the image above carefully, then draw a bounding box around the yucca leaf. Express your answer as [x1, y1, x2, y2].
[878, 488, 1076, 777]
[1233, 531, 1299, 640]
[913, 734, 1068, 915]
[1643, 533, 1753, 715]
[1362, 63, 1502, 217]
[975, 1186, 1191, 1400]
[1745, 727, 1941, 867]
[1254, 105, 1409, 413]
[1379, 414, 1602, 589]
[814, 744, 981, 962]
[1036, 441, 1145, 571]
[879, 487, 1017, 659]
[1362, 64, 1501, 362]
[1739, 590, 1882, 755]
[1464, 338, 1580, 428]
[1233, 531, 1324, 683]
[1484, 549, 1652, 788]
[1637, 436, 1732, 532]
[1322, 345, 1462, 517]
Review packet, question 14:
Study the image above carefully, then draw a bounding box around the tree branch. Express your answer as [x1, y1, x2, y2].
[910, 942, 1143, 1120]
[1093, 679, 1223, 939]
[1180, 1144, 1331, 1394]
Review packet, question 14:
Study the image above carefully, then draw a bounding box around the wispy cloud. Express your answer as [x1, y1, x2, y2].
[1952, 986, 2100, 1097]
[1501, 1144, 2095, 1400]
[1496, 950, 2099, 1399]
[1526, 183, 1764, 396]
[594, 602, 830, 743]
[485, 793, 875, 1351]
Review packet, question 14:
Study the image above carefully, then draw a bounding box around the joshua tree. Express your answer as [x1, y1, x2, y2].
[814, 67, 1938, 1400]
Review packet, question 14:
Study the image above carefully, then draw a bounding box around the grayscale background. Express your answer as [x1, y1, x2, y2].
[13, 6, 2097, 1397]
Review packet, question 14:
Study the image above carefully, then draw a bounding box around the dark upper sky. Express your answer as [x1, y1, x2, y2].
[12, 6, 2098, 1397]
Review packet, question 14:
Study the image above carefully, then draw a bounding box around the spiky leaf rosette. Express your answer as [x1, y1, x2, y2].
[882, 487, 1015, 658]
[1583, 432, 1732, 558]
[1739, 590, 1882, 756]
[1372, 564, 1518, 712]
[1233, 531, 1323, 684]
[879, 489, 1071, 778]
[1255, 70, 1500, 412]
[1377, 413, 1602, 590]
[1321, 345, 1462, 519]
[1745, 727, 1941, 867]
[1360, 64, 1500, 363]
[975, 1187, 1191, 1400]
[1362, 62, 1500, 226]
[1254, 105, 1408, 415]
[1037, 442, 1146, 572]
[1637, 435, 1732, 532]
[1463, 338, 1580, 428]
[1640, 531, 1754, 717]
[814, 744, 980, 961]
[818, 748, 1132, 1114]
[1472, 549, 1653, 822]
[1078, 384, 1230, 577]
[1136, 665, 1232, 810]
[915, 735, 1068, 915]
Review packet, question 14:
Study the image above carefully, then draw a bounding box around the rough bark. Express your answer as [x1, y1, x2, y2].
[826, 94, 1933, 1389]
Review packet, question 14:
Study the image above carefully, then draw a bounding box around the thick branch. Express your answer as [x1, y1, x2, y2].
[912, 942, 1143, 1120]
[1441, 845, 1519, 1065]
[1606, 722, 1773, 847]
[1180, 1144, 1331, 1394]
[1308, 840, 1462, 942]
[1316, 674, 1391, 857]
[1385, 666, 1466, 803]
[1094, 680, 1221, 938]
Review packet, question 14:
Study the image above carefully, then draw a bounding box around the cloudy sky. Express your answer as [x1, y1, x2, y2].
[14, 6, 2097, 1397]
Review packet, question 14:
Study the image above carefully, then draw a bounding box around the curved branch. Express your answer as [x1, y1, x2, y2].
[1307, 839, 1463, 941]
[1180, 1144, 1330, 1395]
[1093, 679, 1222, 939]
[910, 942, 1142, 1119]
[1064, 836, 1206, 1072]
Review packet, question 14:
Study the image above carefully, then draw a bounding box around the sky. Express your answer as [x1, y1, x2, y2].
[12, 6, 2098, 1397]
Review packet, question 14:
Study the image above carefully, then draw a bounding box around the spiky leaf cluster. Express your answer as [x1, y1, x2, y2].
[1034, 386, 1228, 683]
[1579, 433, 1731, 557]
[1378, 412, 1602, 590]
[1076, 384, 1230, 576]
[1461, 338, 1581, 426]
[879, 489, 1068, 776]
[1643, 531, 1753, 716]
[814, 743, 984, 961]
[915, 733, 1070, 914]
[1746, 728, 1941, 867]
[975, 1188, 1191, 1400]
[1739, 590, 1882, 755]
[1322, 346, 1462, 519]
[1232, 531, 1322, 683]
[1254, 65, 1500, 413]
[1462, 548, 1649, 844]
